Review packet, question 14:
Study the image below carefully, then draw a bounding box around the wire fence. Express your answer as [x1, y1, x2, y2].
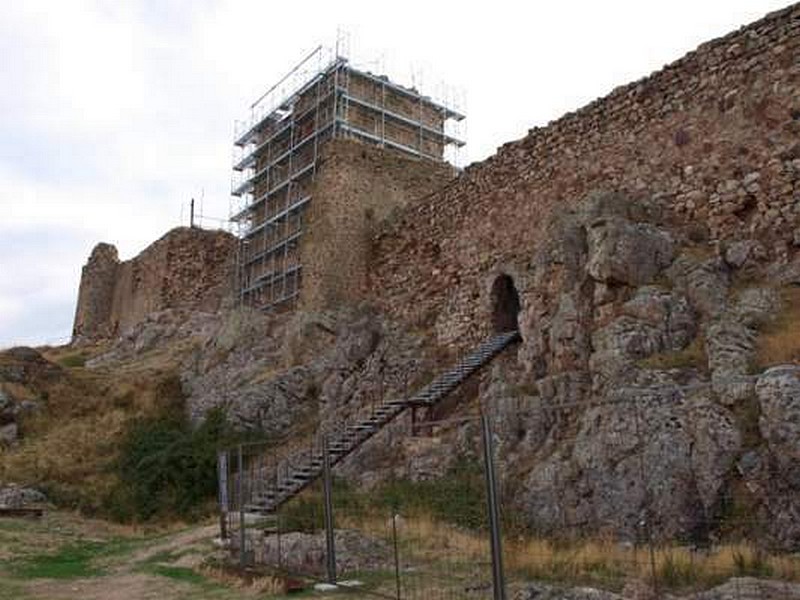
[218, 390, 800, 599]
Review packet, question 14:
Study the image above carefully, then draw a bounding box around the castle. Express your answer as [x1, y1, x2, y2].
[67, 1, 800, 556]
[73, 3, 799, 350]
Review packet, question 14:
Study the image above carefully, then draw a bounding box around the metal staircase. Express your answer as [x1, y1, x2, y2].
[233, 330, 521, 515]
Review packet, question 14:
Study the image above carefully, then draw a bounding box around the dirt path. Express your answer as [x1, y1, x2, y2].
[26, 573, 195, 600]
[123, 523, 219, 566]
[0, 512, 254, 600]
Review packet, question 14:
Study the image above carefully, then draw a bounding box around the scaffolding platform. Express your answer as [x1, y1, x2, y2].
[230, 44, 465, 311]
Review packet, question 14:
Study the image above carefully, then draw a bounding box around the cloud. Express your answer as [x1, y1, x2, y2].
[0, 0, 789, 348]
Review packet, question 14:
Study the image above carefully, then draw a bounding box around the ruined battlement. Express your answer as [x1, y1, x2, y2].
[72, 227, 236, 342]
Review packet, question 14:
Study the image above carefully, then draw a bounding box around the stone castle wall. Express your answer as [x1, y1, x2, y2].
[72, 227, 236, 342]
[370, 3, 800, 349]
[300, 140, 455, 310]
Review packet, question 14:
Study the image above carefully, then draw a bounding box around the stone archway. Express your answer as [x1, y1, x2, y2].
[490, 274, 521, 333]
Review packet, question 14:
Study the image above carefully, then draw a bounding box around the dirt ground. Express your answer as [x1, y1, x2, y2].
[0, 511, 337, 600]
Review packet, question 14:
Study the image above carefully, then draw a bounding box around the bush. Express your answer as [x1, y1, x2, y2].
[57, 353, 87, 368]
[376, 459, 487, 530]
[278, 460, 487, 532]
[105, 408, 230, 522]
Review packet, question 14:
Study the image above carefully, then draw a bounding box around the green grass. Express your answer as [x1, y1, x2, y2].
[279, 459, 487, 533]
[0, 579, 32, 600]
[56, 352, 87, 368]
[8, 536, 141, 580]
[149, 565, 208, 585]
[10, 541, 108, 579]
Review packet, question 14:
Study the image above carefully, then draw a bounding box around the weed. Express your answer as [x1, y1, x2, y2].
[657, 552, 698, 589]
[56, 353, 87, 368]
[754, 286, 800, 369]
[149, 564, 208, 585]
[733, 546, 773, 578]
[638, 337, 707, 371]
[10, 541, 109, 579]
[376, 459, 487, 530]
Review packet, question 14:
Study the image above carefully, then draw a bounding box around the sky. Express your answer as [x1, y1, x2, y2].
[0, 0, 790, 348]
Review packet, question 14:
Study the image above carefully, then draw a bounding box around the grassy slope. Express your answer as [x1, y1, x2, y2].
[0, 511, 361, 600]
[0, 340, 193, 514]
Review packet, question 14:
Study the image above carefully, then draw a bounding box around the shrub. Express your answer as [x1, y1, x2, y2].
[105, 408, 230, 522]
[57, 353, 87, 368]
[377, 459, 487, 530]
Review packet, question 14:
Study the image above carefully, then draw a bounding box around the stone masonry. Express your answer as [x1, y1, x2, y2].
[370, 4, 800, 350]
[72, 227, 236, 342]
[300, 139, 456, 311]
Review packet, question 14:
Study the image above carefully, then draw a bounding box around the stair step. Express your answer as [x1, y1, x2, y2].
[353, 423, 377, 430]
[225, 332, 522, 516]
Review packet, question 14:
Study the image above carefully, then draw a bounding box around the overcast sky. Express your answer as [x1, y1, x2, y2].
[0, 0, 790, 348]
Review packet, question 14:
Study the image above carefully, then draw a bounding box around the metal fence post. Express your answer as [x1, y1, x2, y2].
[322, 436, 337, 584]
[238, 444, 247, 570]
[392, 512, 402, 599]
[481, 412, 507, 600]
[217, 450, 229, 541]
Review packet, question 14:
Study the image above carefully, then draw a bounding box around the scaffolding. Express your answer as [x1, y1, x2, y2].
[230, 44, 465, 311]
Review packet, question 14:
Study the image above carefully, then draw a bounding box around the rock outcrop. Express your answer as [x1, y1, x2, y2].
[477, 191, 800, 547]
[518, 578, 800, 600]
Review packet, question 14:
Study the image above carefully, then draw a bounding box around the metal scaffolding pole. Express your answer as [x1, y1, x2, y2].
[481, 412, 507, 600]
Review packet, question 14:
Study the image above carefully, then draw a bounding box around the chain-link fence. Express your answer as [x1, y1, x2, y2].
[218, 390, 800, 599]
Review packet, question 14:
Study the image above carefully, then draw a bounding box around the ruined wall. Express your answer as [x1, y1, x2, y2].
[72, 227, 236, 342]
[72, 243, 120, 340]
[371, 3, 800, 349]
[300, 140, 455, 310]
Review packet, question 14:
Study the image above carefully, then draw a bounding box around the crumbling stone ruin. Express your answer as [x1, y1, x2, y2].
[69, 2, 800, 552]
[73, 227, 236, 342]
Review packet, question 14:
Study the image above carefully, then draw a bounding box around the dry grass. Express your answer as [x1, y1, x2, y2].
[755, 286, 800, 369]
[638, 337, 707, 371]
[199, 564, 286, 595]
[341, 512, 800, 592]
[506, 537, 800, 590]
[0, 344, 188, 511]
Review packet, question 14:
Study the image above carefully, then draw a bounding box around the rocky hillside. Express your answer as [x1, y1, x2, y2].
[482, 191, 800, 548]
[6, 187, 800, 550]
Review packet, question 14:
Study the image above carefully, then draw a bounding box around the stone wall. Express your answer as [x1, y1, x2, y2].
[370, 3, 800, 350]
[72, 243, 120, 340]
[300, 140, 455, 311]
[72, 227, 236, 342]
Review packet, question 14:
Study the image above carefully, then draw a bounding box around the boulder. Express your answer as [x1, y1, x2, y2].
[733, 287, 780, 329]
[667, 256, 730, 317]
[0, 484, 46, 507]
[590, 287, 697, 381]
[0, 347, 62, 384]
[518, 385, 739, 542]
[586, 219, 675, 287]
[0, 422, 18, 445]
[723, 240, 765, 270]
[756, 365, 800, 483]
[706, 317, 757, 405]
[691, 577, 800, 599]
[260, 529, 388, 575]
[517, 582, 624, 599]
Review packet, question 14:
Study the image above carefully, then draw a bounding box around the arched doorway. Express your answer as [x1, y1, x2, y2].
[490, 274, 521, 333]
